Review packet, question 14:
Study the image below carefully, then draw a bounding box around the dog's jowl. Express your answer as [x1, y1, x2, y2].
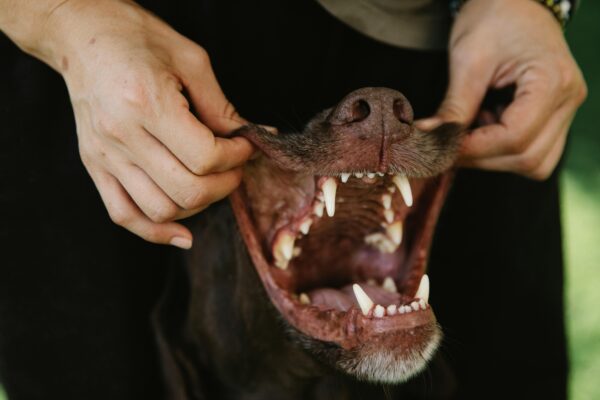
[155, 87, 464, 399]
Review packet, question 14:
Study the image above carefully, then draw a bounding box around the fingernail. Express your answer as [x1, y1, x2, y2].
[170, 236, 192, 250]
[415, 118, 442, 131]
[258, 124, 278, 134]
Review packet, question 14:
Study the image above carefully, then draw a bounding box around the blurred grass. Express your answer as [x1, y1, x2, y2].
[0, 3, 598, 400]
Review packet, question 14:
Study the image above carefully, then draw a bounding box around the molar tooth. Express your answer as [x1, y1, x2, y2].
[299, 218, 313, 235]
[367, 172, 376, 179]
[373, 305, 385, 318]
[393, 174, 413, 207]
[381, 193, 392, 210]
[415, 274, 430, 303]
[273, 231, 295, 269]
[352, 284, 374, 316]
[419, 299, 427, 310]
[382, 277, 398, 293]
[384, 209, 395, 224]
[410, 301, 420, 311]
[322, 178, 337, 217]
[354, 172, 364, 178]
[364, 232, 397, 253]
[313, 201, 324, 218]
[340, 173, 351, 183]
[387, 304, 397, 315]
[386, 221, 403, 245]
[299, 293, 311, 305]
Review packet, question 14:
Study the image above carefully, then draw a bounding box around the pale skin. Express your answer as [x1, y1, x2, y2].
[0, 0, 587, 248]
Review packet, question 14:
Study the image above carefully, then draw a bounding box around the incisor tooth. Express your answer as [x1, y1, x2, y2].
[382, 193, 392, 210]
[410, 301, 420, 311]
[367, 172, 376, 179]
[384, 209, 394, 224]
[355, 172, 364, 178]
[393, 174, 413, 207]
[415, 274, 430, 303]
[352, 284, 374, 316]
[273, 231, 295, 269]
[373, 305, 385, 318]
[322, 178, 337, 217]
[382, 277, 398, 293]
[299, 293, 311, 305]
[387, 304, 397, 315]
[313, 201, 324, 218]
[299, 218, 312, 235]
[386, 221, 403, 245]
[341, 173, 350, 183]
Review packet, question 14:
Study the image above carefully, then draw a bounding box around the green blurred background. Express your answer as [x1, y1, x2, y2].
[0, 1, 599, 399]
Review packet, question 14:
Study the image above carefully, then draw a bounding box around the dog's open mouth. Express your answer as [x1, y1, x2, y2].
[230, 88, 463, 382]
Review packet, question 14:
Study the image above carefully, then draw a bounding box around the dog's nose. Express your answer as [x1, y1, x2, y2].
[327, 87, 414, 130]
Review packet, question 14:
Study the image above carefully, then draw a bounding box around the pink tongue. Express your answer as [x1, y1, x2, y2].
[308, 283, 402, 312]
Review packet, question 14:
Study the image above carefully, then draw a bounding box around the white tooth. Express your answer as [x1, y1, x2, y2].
[367, 279, 376, 286]
[381, 193, 392, 210]
[399, 305, 408, 314]
[386, 221, 403, 245]
[352, 284, 374, 316]
[384, 209, 394, 224]
[415, 274, 430, 303]
[340, 173, 350, 183]
[293, 247, 302, 257]
[273, 231, 295, 269]
[382, 277, 397, 293]
[410, 301, 420, 311]
[355, 172, 364, 178]
[313, 201, 324, 218]
[299, 293, 311, 305]
[393, 174, 413, 207]
[419, 299, 427, 310]
[373, 304, 385, 318]
[364, 232, 397, 253]
[377, 172, 385, 177]
[367, 172, 376, 179]
[387, 185, 396, 194]
[387, 304, 397, 315]
[299, 218, 312, 235]
[322, 178, 337, 217]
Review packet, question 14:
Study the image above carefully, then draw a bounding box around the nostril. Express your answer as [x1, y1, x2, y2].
[393, 99, 414, 124]
[350, 100, 371, 123]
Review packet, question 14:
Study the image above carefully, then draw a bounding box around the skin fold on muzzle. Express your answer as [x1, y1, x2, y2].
[154, 87, 465, 399]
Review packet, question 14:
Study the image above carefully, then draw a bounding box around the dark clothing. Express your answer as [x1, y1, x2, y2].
[0, 1, 567, 399]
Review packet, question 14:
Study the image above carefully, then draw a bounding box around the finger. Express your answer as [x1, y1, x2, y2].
[418, 50, 494, 128]
[175, 44, 245, 135]
[529, 130, 568, 180]
[89, 169, 193, 248]
[459, 102, 574, 178]
[145, 91, 254, 175]
[460, 77, 559, 160]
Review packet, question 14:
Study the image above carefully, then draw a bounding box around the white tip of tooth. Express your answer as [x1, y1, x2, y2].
[373, 304, 385, 318]
[384, 209, 395, 224]
[367, 172, 376, 179]
[299, 293, 311, 305]
[410, 301, 420, 311]
[415, 274, 430, 303]
[419, 299, 427, 310]
[382, 193, 392, 210]
[352, 284, 374, 316]
[341, 173, 350, 183]
[273, 231, 295, 269]
[387, 304, 397, 315]
[377, 172, 385, 177]
[382, 277, 398, 293]
[355, 172, 364, 178]
[393, 174, 413, 207]
[313, 201, 324, 218]
[299, 218, 312, 235]
[322, 178, 337, 217]
[386, 221, 403, 245]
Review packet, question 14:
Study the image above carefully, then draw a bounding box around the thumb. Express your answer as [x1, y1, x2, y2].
[179, 48, 247, 135]
[416, 53, 492, 130]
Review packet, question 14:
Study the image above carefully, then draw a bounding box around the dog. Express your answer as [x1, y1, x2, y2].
[153, 87, 464, 399]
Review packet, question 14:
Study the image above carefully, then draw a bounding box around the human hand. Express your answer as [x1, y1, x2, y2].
[44, 1, 254, 248]
[417, 0, 587, 180]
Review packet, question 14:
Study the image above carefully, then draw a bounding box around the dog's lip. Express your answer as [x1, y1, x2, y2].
[229, 171, 453, 349]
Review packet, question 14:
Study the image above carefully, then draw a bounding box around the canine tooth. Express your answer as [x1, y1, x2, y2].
[352, 284, 374, 316]
[415, 274, 430, 303]
[273, 231, 295, 269]
[410, 301, 420, 311]
[419, 299, 427, 310]
[373, 305, 385, 318]
[386, 221, 403, 245]
[382, 193, 392, 210]
[383, 209, 394, 224]
[382, 277, 397, 293]
[313, 201, 324, 218]
[367, 172, 376, 179]
[393, 174, 413, 207]
[387, 304, 397, 315]
[322, 178, 337, 217]
[299, 293, 311, 305]
[340, 173, 351, 183]
[299, 218, 312, 235]
[355, 172, 364, 178]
